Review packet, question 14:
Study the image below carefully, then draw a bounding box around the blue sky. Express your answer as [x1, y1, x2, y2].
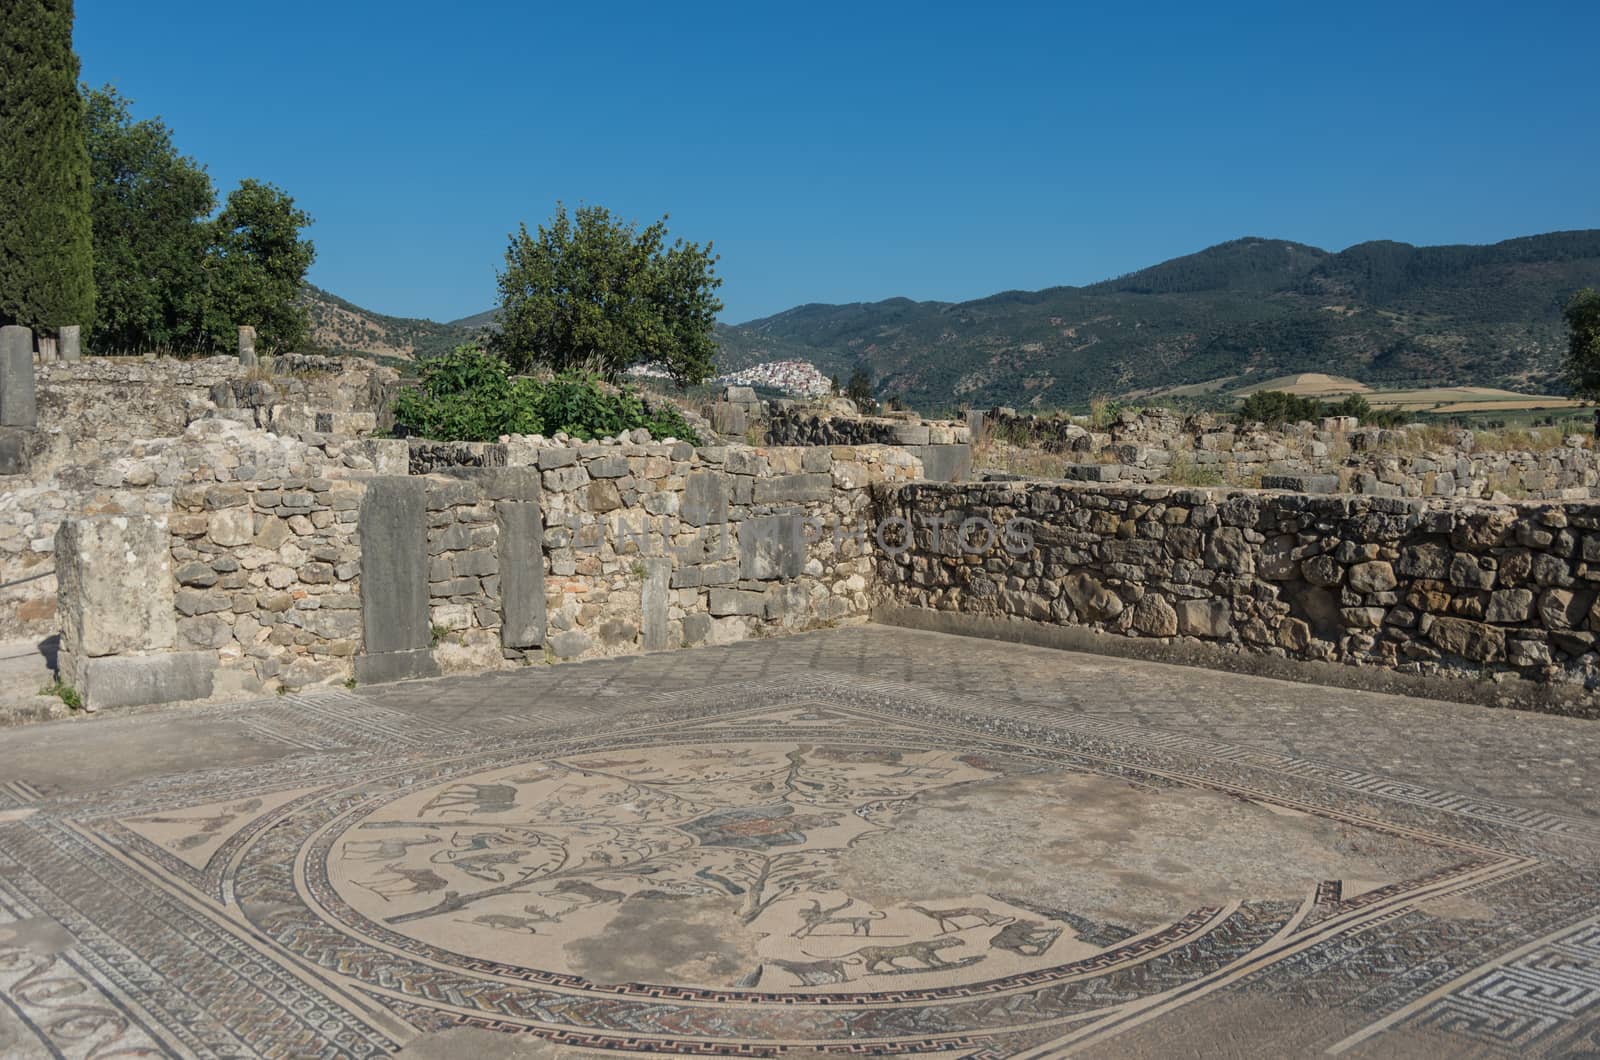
[75, 0, 1600, 324]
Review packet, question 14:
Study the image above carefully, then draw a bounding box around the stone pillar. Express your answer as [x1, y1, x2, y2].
[37, 336, 58, 363]
[496, 495, 547, 651]
[238, 325, 257, 367]
[59, 325, 81, 362]
[0, 325, 37, 428]
[355, 477, 439, 684]
[55, 514, 213, 710]
[641, 558, 672, 651]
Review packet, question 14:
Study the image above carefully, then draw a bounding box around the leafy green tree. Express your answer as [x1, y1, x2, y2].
[495, 204, 722, 385]
[1237, 390, 1321, 426]
[0, 0, 95, 331]
[1564, 289, 1600, 401]
[845, 368, 875, 410]
[84, 86, 215, 352]
[200, 180, 315, 354]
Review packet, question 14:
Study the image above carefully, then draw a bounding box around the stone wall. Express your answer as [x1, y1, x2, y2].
[765, 407, 974, 482]
[978, 407, 1600, 501]
[876, 480, 1600, 712]
[1, 358, 399, 642]
[54, 435, 922, 708]
[533, 442, 919, 660]
[166, 468, 367, 696]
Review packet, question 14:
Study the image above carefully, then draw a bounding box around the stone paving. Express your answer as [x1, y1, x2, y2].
[3, 626, 1600, 1057]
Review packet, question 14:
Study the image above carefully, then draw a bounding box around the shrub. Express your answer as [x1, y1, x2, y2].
[1238, 390, 1322, 426]
[1325, 393, 1408, 428]
[392, 345, 700, 444]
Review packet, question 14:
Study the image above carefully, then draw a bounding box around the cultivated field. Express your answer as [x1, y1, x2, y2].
[1229, 373, 1585, 414]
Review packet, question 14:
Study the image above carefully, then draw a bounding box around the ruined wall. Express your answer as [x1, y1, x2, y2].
[1, 358, 399, 642]
[979, 408, 1600, 501]
[765, 409, 974, 483]
[55, 436, 922, 706]
[532, 442, 919, 660]
[877, 480, 1600, 712]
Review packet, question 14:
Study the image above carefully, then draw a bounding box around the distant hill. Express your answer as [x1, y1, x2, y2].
[307, 230, 1600, 410]
[722, 231, 1600, 412]
[447, 308, 500, 330]
[301, 286, 480, 362]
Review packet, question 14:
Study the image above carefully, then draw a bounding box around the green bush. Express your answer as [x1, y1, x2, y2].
[1238, 390, 1323, 426]
[1324, 393, 1409, 427]
[1239, 390, 1409, 428]
[392, 345, 701, 444]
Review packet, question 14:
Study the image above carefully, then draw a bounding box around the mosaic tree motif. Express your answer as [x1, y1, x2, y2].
[327, 742, 1057, 985]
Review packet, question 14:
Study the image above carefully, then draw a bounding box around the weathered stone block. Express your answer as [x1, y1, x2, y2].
[1301, 554, 1342, 587]
[496, 499, 546, 650]
[547, 630, 593, 658]
[1428, 616, 1506, 662]
[641, 558, 672, 651]
[1175, 598, 1232, 638]
[739, 515, 806, 581]
[682, 471, 728, 527]
[709, 588, 765, 616]
[1130, 594, 1178, 636]
[358, 477, 431, 655]
[1261, 473, 1340, 494]
[0, 426, 31, 475]
[588, 480, 623, 513]
[912, 444, 973, 483]
[1348, 561, 1397, 594]
[77, 651, 214, 710]
[1485, 589, 1534, 623]
[353, 647, 439, 685]
[1063, 572, 1124, 621]
[208, 507, 254, 547]
[682, 612, 712, 646]
[754, 473, 832, 504]
[1065, 464, 1123, 483]
[0, 326, 37, 428]
[56, 515, 177, 661]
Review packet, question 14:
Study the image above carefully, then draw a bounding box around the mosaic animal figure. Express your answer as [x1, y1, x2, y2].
[551, 880, 627, 907]
[356, 864, 450, 901]
[833, 937, 969, 974]
[907, 903, 1015, 935]
[341, 836, 441, 863]
[764, 956, 857, 986]
[988, 919, 1063, 957]
[791, 899, 887, 939]
[418, 783, 518, 818]
[461, 912, 546, 934]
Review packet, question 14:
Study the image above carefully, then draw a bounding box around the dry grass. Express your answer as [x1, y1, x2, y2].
[973, 439, 1061, 478]
[1165, 452, 1223, 487]
[1474, 427, 1571, 453]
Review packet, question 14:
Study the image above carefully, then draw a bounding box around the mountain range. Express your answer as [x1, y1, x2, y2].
[304, 230, 1600, 411]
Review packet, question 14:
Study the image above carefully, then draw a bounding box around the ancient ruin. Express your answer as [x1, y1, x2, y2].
[5, 338, 1600, 1058]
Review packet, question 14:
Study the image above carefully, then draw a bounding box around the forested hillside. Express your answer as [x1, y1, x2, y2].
[721, 231, 1600, 411]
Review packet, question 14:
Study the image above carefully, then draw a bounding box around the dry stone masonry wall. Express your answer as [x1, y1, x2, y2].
[977, 407, 1600, 501]
[878, 481, 1600, 713]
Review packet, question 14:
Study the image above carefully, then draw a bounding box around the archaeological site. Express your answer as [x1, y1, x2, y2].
[3, 326, 1600, 1058]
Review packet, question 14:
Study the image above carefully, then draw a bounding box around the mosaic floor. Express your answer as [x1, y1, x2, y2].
[3, 629, 1600, 1057]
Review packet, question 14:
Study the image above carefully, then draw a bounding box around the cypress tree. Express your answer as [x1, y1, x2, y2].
[0, 0, 96, 332]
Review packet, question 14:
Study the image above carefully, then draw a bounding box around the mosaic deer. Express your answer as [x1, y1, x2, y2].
[356, 864, 451, 902]
[418, 783, 518, 818]
[907, 903, 1014, 934]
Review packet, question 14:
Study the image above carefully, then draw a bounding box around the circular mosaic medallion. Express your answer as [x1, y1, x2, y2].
[211, 701, 1491, 1054]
